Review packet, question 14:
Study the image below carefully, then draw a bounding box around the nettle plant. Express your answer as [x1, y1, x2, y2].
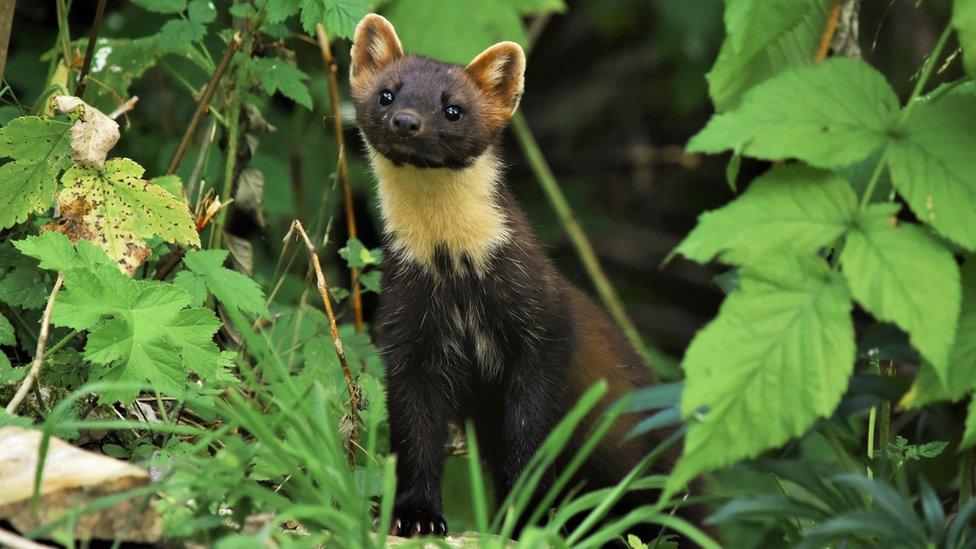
[665, 0, 976, 494]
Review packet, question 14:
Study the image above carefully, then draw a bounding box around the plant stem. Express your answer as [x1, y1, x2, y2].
[286, 220, 361, 467]
[165, 33, 242, 176]
[73, 0, 108, 99]
[510, 112, 676, 377]
[814, 0, 843, 63]
[314, 23, 364, 333]
[5, 275, 63, 415]
[899, 23, 953, 124]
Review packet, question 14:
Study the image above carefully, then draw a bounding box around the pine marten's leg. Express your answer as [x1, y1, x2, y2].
[489, 359, 563, 514]
[386, 366, 451, 537]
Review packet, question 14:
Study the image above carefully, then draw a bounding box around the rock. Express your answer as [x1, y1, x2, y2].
[0, 426, 162, 544]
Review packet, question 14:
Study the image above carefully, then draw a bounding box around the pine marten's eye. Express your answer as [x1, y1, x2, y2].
[379, 90, 395, 106]
[444, 105, 462, 121]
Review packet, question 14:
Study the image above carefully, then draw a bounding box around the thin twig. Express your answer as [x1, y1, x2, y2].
[0, 527, 54, 549]
[74, 0, 108, 98]
[314, 23, 364, 333]
[6, 275, 64, 415]
[285, 220, 361, 467]
[108, 95, 139, 120]
[166, 32, 242, 176]
[815, 0, 843, 63]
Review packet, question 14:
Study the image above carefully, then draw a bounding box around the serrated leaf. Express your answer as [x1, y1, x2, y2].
[954, 0, 976, 76]
[840, 205, 960, 379]
[0, 116, 72, 162]
[690, 58, 899, 168]
[253, 58, 312, 109]
[724, 0, 819, 57]
[339, 237, 381, 268]
[57, 157, 199, 269]
[0, 267, 48, 309]
[0, 116, 72, 229]
[181, 249, 269, 318]
[675, 165, 857, 265]
[888, 91, 976, 251]
[707, 0, 826, 112]
[0, 313, 13, 346]
[86, 317, 186, 396]
[132, 0, 186, 13]
[360, 270, 381, 292]
[0, 358, 24, 384]
[902, 256, 976, 407]
[158, 19, 207, 53]
[188, 0, 217, 24]
[261, 0, 300, 24]
[298, 0, 368, 38]
[173, 270, 209, 307]
[669, 256, 854, 492]
[67, 37, 163, 113]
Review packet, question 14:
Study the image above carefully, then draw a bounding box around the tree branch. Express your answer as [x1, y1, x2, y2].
[815, 0, 843, 63]
[0, 0, 16, 80]
[314, 23, 364, 333]
[285, 220, 361, 466]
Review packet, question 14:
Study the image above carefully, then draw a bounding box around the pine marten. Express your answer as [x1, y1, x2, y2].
[350, 14, 662, 538]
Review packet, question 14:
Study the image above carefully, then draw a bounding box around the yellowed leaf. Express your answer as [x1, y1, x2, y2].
[53, 96, 121, 168]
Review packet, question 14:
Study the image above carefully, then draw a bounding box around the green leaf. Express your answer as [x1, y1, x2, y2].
[188, 0, 217, 24]
[298, 0, 368, 39]
[253, 58, 312, 110]
[964, 398, 976, 448]
[0, 312, 13, 346]
[0, 116, 72, 229]
[724, 0, 819, 58]
[158, 19, 207, 52]
[385, 0, 557, 64]
[0, 267, 48, 309]
[675, 165, 857, 265]
[261, 0, 300, 24]
[690, 58, 899, 168]
[339, 237, 381, 269]
[888, 91, 976, 250]
[669, 256, 855, 492]
[57, 157, 200, 265]
[132, 0, 186, 13]
[954, 0, 976, 76]
[360, 270, 381, 293]
[67, 37, 163, 113]
[0, 358, 25, 384]
[840, 205, 960, 379]
[902, 256, 976, 407]
[180, 249, 269, 318]
[707, 0, 826, 112]
[173, 270, 209, 307]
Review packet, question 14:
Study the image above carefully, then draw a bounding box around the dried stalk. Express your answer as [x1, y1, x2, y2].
[314, 23, 364, 333]
[815, 0, 843, 63]
[74, 0, 108, 98]
[285, 220, 361, 466]
[166, 32, 242, 176]
[6, 275, 64, 415]
[0, 527, 53, 549]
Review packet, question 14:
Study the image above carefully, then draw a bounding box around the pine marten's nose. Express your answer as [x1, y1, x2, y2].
[391, 110, 423, 137]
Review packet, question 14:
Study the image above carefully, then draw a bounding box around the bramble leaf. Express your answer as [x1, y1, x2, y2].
[56, 158, 199, 272]
[0, 116, 72, 229]
[132, 0, 186, 13]
[0, 312, 13, 346]
[888, 91, 976, 251]
[689, 58, 899, 168]
[0, 267, 48, 309]
[298, 0, 369, 38]
[253, 58, 312, 110]
[675, 165, 857, 265]
[901, 256, 976, 407]
[954, 0, 976, 76]
[840, 204, 960, 379]
[176, 249, 269, 318]
[707, 0, 826, 111]
[670, 256, 854, 492]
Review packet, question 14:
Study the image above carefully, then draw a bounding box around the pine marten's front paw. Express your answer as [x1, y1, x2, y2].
[390, 506, 447, 537]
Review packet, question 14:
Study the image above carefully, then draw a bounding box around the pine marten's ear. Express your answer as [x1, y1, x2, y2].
[350, 14, 403, 93]
[465, 42, 526, 119]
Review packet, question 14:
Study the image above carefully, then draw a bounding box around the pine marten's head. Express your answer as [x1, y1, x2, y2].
[350, 14, 525, 170]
